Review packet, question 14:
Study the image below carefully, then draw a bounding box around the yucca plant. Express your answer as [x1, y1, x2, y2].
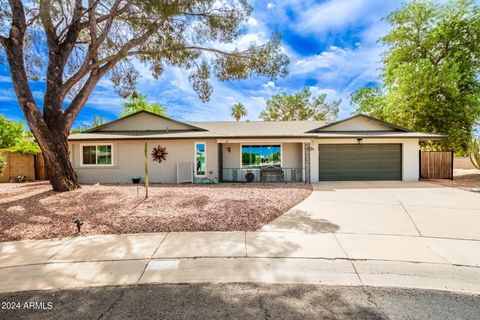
[470, 138, 480, 170]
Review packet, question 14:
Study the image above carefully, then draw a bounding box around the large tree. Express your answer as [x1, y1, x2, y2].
[0, 0, 288, 191]
[260, 87, 340, 121]
[121, 92, 166, 118]
[351, 0, 480, 153]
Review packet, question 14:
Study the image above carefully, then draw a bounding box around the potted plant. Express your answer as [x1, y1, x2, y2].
[131, 177, 141, 184]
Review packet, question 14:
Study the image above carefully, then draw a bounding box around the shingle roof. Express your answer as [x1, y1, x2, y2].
[68, 119, 329, 140]
[315, 131, 447, 140]
[68, 130, 218, 140]
[67, 111, 446, 141]
[190, 120, 328, 136]
[308, 114, 411, 132]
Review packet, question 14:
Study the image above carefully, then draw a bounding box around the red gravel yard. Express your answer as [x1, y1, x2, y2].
[0, 182, 312, 241]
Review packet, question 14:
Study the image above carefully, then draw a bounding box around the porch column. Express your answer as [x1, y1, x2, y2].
[218, 143, 223, 182]
[302, 143, 306, 182]
[303, 143, 310, 184]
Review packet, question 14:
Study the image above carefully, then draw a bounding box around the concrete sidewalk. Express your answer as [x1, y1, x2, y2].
[2, 231, 480, 295]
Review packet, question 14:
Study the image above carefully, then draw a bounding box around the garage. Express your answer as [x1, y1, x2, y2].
[319, 144, 402, 181]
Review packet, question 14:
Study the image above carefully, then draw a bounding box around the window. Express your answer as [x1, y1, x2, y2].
[242, 145, 281, 168]
[81, 144, 112, 166]
[195, 142, 206, 176]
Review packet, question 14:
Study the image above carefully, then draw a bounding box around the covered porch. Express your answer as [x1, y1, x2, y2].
[217, 140, 311, 183]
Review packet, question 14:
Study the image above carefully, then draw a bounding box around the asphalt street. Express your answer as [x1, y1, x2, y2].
[1, 284, 479, 320]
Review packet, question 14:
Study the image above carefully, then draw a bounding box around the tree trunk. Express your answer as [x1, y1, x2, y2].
[40, 131, 80, 192]
[2, 1, 85, 192]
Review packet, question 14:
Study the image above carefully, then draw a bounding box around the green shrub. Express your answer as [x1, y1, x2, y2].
[0, 153, 6, 175]
[6, 139, 41, 154]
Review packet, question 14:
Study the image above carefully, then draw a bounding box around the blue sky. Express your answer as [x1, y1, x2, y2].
[0, 0, 405, 127]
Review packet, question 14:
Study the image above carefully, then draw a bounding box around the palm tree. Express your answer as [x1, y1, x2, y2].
[231, 103, 247, 121]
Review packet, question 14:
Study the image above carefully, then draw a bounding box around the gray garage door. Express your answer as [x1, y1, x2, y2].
[319, 144, 402, 181]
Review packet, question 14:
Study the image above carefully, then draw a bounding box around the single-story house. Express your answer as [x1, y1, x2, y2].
[68, 111, 445, 184]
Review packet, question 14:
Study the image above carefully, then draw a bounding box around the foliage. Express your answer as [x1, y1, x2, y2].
[121, 93, 166, 118]
[260, 87, 340, 121]
[0, 152, 6, 175]
[350, 87, 386, 119]
[0, 115, 40, 154]
[90, 115, 107, 128]
[151, 145, 168, 163]
[231, 103, 247, 121]
[351, 0, 480, 154]
[0, 114, 24, 148]
[71, 115, 107, 133]
[6, 139, 41, 154]
[471, 138, 480, 170]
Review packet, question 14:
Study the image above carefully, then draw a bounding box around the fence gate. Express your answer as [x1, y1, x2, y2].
[419, 151, 453, 179]
[176, 161, 193, 183]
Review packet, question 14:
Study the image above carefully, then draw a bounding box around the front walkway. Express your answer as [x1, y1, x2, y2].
[1, 181, 480, 294]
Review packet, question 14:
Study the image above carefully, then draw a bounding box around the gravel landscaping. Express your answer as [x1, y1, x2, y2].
[0, 182, 312, 241]
[427, 169, 480, 192]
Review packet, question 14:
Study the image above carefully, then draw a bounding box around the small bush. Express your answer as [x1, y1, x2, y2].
[6, 140, 41, 154]
[0, 153, 6, 175]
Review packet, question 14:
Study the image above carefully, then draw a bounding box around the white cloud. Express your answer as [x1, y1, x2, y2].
[291, 45, 381, 86]
[291, 0, 400, 35]
[262, 81, 276, 89]
[77, 0, 396, 122]
[247, 17, 258, 26]
[0, 89, 16, 101]
[0, 75, 12, 83]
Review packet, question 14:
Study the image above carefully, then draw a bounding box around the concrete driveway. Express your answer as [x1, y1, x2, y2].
[262, 181, 480, 241]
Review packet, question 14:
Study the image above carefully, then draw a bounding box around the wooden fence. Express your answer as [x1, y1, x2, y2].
[419, 151, 453, 180]
[34, 153, 48, 180]
[0, 151, 35, 182]
[0, 152, 48, 182]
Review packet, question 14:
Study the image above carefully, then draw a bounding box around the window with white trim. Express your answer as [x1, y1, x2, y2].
[81, 144, 112, 165]
[242, 145, 281, 168]
[195, 142, 206, 176]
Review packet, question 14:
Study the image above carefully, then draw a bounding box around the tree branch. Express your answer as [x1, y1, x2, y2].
[4, 0, 47, 139]
[78, 3, 129, 29]
[95, 0, 122, 46]
[39, 0, 58, 48]
[60, 0, 123, 101]
[127, 45, 263, 64]
[59, 0, 84, 62]
[64, 62, 114, 131]
[88, 0, 99, 63]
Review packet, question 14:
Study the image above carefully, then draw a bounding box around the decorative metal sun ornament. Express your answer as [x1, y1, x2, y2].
[151, 145, 168, 163]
